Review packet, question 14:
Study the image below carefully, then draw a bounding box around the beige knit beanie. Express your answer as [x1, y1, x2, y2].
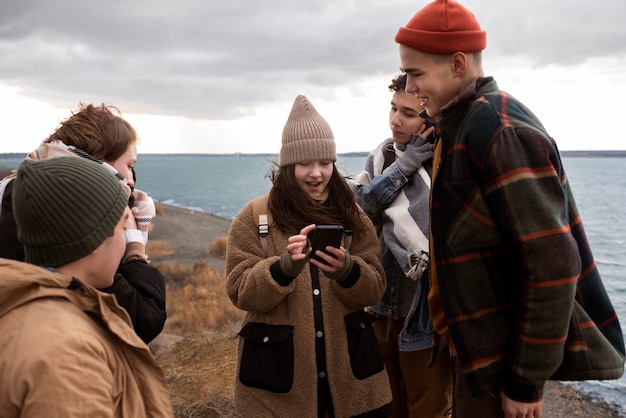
[279, 95, 337, 167]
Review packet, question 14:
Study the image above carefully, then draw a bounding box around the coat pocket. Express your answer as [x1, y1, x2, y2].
[344, 310, 384, 380]
[238, 322, 295, 393]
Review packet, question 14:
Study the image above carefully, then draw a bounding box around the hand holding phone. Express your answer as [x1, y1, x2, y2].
[311, 225, 344, 265]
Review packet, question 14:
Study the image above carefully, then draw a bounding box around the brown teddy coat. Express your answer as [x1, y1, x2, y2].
[226, 199, 392, 417]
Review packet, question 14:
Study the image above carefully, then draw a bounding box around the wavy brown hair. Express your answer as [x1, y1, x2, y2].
[44, 103, 138, 162]
[268, 164, 363, 235]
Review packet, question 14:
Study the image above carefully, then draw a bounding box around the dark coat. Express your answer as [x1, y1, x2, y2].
[430, 76, 625, 402]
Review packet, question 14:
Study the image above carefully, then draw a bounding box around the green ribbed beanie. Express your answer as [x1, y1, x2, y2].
[13, 157, 129, 267]
[279, 95, 337, 167]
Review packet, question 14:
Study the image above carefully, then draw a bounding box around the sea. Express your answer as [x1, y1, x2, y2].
[1, 153, 625, 414]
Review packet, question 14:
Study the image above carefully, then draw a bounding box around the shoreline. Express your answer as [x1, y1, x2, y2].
[149, 202, 232, 272]
[3, 150, 626, 159]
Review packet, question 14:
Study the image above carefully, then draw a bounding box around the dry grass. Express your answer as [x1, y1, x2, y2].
[155, 262, 243, 336]
[205, 235, 227, 259]
[147, 240, 175, 257]
[154, 329, 240, 418]
[150, 259, 242, 417]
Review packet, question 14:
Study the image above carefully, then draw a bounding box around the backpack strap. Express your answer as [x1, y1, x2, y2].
[382, 139, 396, 172]
[251, 193, 272, 257]
[371, 140, 397, 234]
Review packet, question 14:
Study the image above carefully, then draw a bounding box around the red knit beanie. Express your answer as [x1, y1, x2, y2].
[395, 0, 486, 54]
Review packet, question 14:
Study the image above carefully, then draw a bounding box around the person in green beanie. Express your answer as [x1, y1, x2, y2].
[0, 157, 173, 418]
[0, 103, 165, 344]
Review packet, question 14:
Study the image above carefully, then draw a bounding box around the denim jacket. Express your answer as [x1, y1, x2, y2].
[371, 242, 434, 351]
[352, 153, 434, 351]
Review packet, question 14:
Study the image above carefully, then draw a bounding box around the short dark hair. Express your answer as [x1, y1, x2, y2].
[388, 73, 407, 92]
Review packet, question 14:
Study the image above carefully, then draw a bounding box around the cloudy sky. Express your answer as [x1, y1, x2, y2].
[1, 0, 625, 155]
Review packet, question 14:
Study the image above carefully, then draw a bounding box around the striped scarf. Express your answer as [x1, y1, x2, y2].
[0, 140, 131, 213]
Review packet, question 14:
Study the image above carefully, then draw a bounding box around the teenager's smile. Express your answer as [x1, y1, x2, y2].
[295, 161, 333, 199]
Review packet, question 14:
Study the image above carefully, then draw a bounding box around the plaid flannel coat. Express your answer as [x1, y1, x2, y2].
[430, 76, 625, 402]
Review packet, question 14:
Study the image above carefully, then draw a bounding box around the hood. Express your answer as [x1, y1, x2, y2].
[0, 258, 145, 349]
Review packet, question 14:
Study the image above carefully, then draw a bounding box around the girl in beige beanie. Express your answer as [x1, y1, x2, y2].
[226, 95, 392, 417]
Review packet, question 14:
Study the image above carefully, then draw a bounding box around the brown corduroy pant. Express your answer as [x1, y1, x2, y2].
[373, 316, 453, 418]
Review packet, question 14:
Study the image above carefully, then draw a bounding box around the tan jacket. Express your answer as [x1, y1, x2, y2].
[226, 200, 392, 418]
[0, 259, 173, 418]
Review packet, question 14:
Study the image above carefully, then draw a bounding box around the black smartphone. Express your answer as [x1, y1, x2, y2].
[311, 225, 344, 265]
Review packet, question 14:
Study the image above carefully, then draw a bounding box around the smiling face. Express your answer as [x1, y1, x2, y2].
[399, 45, 461, 118]
[294, 160, 334, 199]
[389, 90, 427, 145]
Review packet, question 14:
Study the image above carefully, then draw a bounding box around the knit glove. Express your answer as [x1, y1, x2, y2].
[324, 250, 354, 281]
[395, 134, 433, 177]
[131, 189, 155, 243]
[279, 240, 311, 277]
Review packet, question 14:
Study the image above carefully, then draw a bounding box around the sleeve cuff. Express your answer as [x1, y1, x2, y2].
[123, 241, 149, 264]
[125, 229, 144, 244]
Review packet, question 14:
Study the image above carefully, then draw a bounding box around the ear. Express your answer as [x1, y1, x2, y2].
[450, 52, 468, 76]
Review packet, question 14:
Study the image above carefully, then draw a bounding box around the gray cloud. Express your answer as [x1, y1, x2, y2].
[1, 0, 624, 120]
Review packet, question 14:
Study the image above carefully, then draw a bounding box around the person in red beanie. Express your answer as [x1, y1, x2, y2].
[395, 1, 625, 418]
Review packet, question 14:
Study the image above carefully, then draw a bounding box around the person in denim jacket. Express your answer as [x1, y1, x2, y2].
[351, 74, 452, 417]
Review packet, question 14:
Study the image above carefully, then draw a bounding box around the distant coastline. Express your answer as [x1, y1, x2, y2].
[2, 150, 626, 159]
[559, 150, 626, 157]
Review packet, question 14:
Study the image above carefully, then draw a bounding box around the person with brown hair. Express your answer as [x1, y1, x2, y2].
[0, 156, 173, 417]
[0, 103, 165, 343]
[395, 1, 625, 417]
[225, 95, 392, 417]
[351, 73, 452, 417]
